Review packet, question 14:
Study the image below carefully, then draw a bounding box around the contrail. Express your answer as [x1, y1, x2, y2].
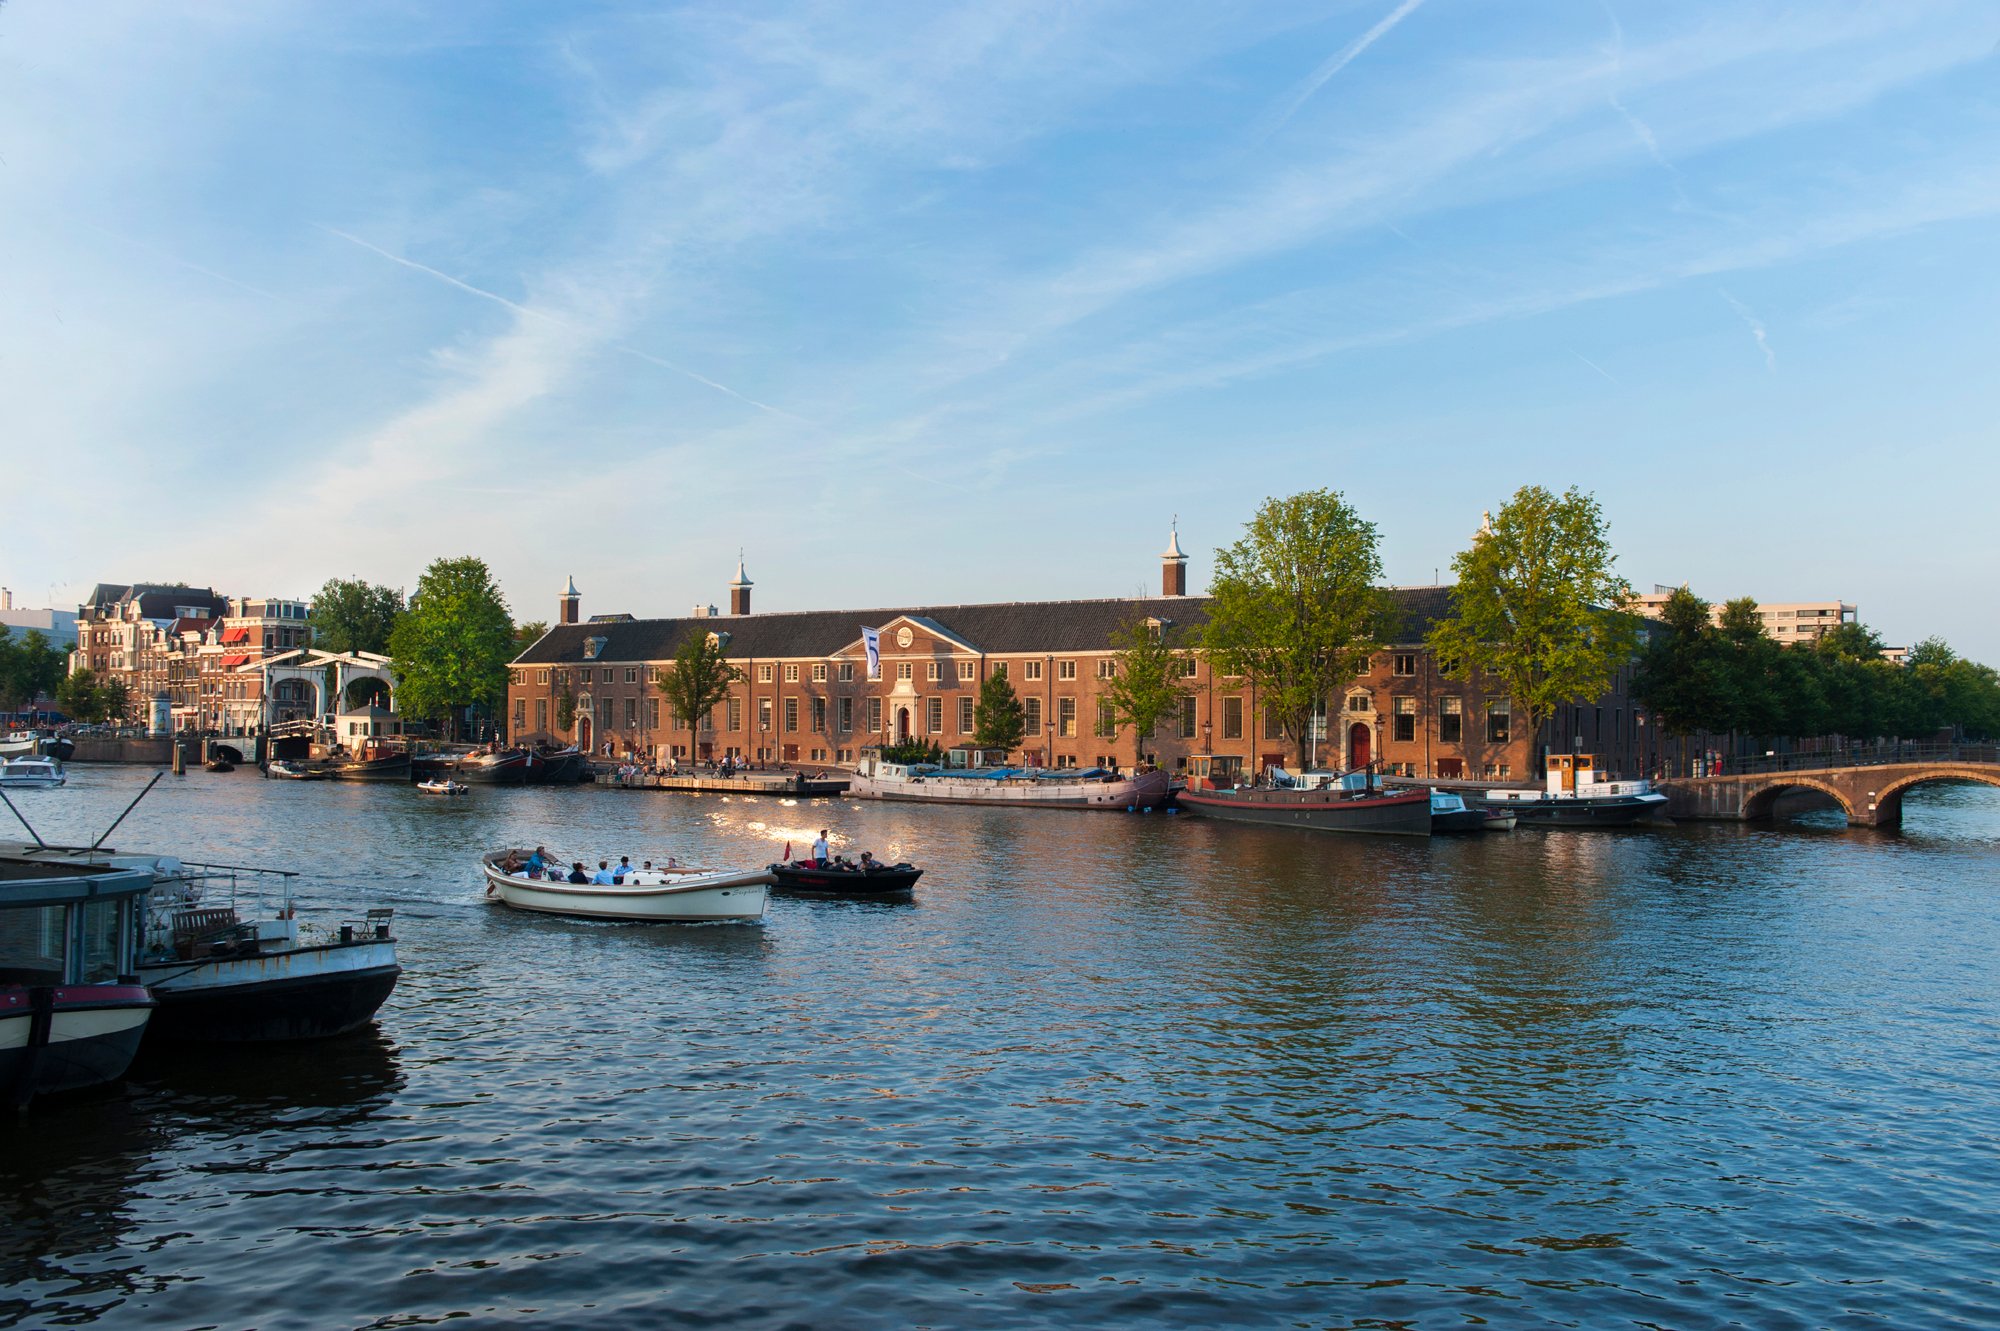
[1720, 291, 1776, 373]
[316, 224, 810, 423]
[1571, 350, 1622, 386]
[1266, 0, 1427, 132]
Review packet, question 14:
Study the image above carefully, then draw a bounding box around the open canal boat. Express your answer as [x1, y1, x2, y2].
[482, 851, 771, 922]
[767, 859, 923, 896]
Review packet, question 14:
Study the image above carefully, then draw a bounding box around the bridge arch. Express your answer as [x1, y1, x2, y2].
[1740, 777, 1855, 823]
[1870, 768, 2000, 828]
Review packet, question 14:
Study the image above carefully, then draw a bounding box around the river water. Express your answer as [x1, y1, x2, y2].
[2, 767, 1997, 1330]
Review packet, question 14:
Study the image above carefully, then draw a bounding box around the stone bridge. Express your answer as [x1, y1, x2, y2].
[1658, 743, 2000, 828]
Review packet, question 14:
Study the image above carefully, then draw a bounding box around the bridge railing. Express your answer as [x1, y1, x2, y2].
[1695, 741, 2000, 777]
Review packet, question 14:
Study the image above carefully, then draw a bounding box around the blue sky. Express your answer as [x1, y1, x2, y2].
[3, 1, 1996, 657]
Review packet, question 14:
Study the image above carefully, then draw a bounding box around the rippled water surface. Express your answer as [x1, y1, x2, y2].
[3, 768, 1998, 1329]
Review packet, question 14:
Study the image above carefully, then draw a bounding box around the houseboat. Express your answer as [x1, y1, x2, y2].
[0, 856, 156, 1108]
[849, 746, 1171, 810]
[1175, 756, 1432, 836]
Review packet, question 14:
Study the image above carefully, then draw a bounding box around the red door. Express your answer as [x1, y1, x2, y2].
[1348, 722, 1371, 769]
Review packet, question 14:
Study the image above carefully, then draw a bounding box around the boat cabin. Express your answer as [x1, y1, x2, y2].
[945, 744, 1011, 770]
[1488, 753, 1656, 803]
[1186, 754, 1245, 792]
[0, 859, 151, 986]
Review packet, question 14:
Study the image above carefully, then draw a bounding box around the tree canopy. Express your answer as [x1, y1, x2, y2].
[1426, 486, 1637, 767]
[657, 629, 740, 748]
[55, 668, 110, 723]
[972, 664, 1025, 753]
[1201, 489, 1388, 765]
[387, 557, 515, 737]
[311, 577, 405, 655]
[0, 627, 67, 713]
[1101, 618, 1187, 764]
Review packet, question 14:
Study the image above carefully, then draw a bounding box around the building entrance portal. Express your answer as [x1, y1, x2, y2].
[896, 707, 911, 742]
[1348, 722, 1371, 770]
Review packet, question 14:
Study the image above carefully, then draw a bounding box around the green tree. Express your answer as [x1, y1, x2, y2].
[387, 557, 515, 739]
[657, 629, 741, 753]
[311, 577, 405, 655]
[1203, 489, 1389, 766]
[0, 627, 67, 713]
[1714, 598, 1783, 740]
[1426, 486, 1637, 773]
[972, 664, 1025, 753]
[514, 620, 549, 654]
[555, 679, 577, 734]
[1632, 587, 1728, 736]
[55, 668, 107, 723]
[100, 677, 131, 724]
[1101, 618, 1187, 765]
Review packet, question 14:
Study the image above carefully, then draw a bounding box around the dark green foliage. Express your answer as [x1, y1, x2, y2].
[658, 630, 740, 740]
[973, 665, 1025, 753]
[388, 557, 515, 737]
[0, 627, 67, 712]
[55, 668, 108, 723]
[879, 739, 944, 764]
[311, 577, 405, 655]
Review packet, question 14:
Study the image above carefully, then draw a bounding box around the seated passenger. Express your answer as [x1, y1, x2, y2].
[568, 862, 589, 884]
[592, 861, 616, 885]
[526, 847, 547, 876]
[858, 851, 877, 872]
[614, 856, 634, 882]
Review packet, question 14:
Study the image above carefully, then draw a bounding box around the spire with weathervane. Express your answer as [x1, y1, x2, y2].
[729, 553, 753, 616]
[1161, 518, 1188, 597]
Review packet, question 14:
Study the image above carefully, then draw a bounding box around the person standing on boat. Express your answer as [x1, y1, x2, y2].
[812, 830, 830, 866]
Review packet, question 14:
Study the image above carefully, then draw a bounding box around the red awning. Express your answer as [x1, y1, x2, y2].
[220, 626, 251, 643]
[220, 653, 251, 667]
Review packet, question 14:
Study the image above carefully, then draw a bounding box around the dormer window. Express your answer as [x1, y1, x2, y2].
[584, 636, 607, 660]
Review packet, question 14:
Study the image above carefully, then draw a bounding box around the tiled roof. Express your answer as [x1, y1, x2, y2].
[513, 587, 1459, 666]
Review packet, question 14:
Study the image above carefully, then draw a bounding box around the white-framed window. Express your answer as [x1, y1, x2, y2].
[812, 663, 828, 682]
[1221, 696, 1243, 740]
[1095, 701, 1116, 737]
[958, 696, 974, 732]
[1179, 655, 1198, 678]
[758, 664, 774, 683]
[838, 662, 854, 682]
[1057, 660, 1076, 681]
[927, 697, 943, 733]
[867, 697, 882, 732]
[758, 698, 772, 731]
[537, 669, 549, 684]
[784, 697, 799, 732]
[959, 661, 975, 681]
[838, 697, 853, 732]
[1347, 692, 1370, 713]
[1439, 696, 1463, 743]
[1057, 697, 1077, 737]
[1392, 653, 1417, 676]
[1180, 696, 1198, 738]
[1487, 703, 1511, 743]
[727, 696, 742, 731]
[1023, 660, 1042, 681]
[625, 667, 638, 684]
[1096, 659, 1116, 679]
[785, 664, 800, 683]
[926, 661, 942, 682]
[897, 662, 913, 681]
[1023, 698, 1042, 736]
[1393, 697, 1416, 742]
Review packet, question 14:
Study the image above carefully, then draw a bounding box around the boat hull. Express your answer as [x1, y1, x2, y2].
[1177, 787, 1432, 836]
[1431, 808, 1491, 834]
[482, 861, 770, 922]
[332, 754, 412, 782]
[139, 943, 401, 1043]
[847, 768, 1171, 810]
[768, 863, 922, 896]
[0, 985, 155, 1106]
[1481, 794, 1667, 826]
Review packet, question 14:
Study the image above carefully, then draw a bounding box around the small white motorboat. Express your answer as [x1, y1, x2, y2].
[0, 757, 66, 789]
[481, 851, 770, 923]
[417, 778, 468, 796]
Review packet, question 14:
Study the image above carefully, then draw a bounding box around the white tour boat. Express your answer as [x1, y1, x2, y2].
[1480, 753, 1668, 827]
[417, 778, 468, 796]
[481, 852, 771, 923]
[0, 757, 66, 789]
[849, 747, 1172, 810]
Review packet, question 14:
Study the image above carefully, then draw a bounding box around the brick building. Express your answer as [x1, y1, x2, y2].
[72, 584, 314, 731]
[508, 535, 1657, 781]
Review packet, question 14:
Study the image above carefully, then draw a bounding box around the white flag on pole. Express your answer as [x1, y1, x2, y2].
[862, 626, 881, 681]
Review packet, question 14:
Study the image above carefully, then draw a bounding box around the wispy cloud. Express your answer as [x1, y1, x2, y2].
[1719, 290, 1777, 372]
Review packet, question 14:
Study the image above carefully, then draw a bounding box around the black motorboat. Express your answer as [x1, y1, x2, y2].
[767, 860, 923, 896]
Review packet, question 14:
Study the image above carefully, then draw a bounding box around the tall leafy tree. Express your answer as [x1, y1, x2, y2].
[1714, 598, 1782, 740]
[0, 627, 66, 713]
[657, 629, 741, 752]
[55, 668, 107, 723]
[388, 557, 515, 739]
[311, 577, 405, 655]
[1102, 618, 1187, 764]
[1202, 489, 1389, 766]
[972, 664, 1026, 753]
[1632, 587, 1727, 736]
[1427, 486, 1637, 772]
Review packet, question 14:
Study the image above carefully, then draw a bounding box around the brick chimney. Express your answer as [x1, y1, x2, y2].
[559, 575, 580, 626]
[729, 556, 752, 616]
[1161, 521, 1188, 597]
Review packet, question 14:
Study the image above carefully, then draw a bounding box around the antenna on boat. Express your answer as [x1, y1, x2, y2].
[0, 787, 47, 848]
[89, 772, 164, 853]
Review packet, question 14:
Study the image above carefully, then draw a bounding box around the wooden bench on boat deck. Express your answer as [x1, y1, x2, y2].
[172, 906, 245, 957]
